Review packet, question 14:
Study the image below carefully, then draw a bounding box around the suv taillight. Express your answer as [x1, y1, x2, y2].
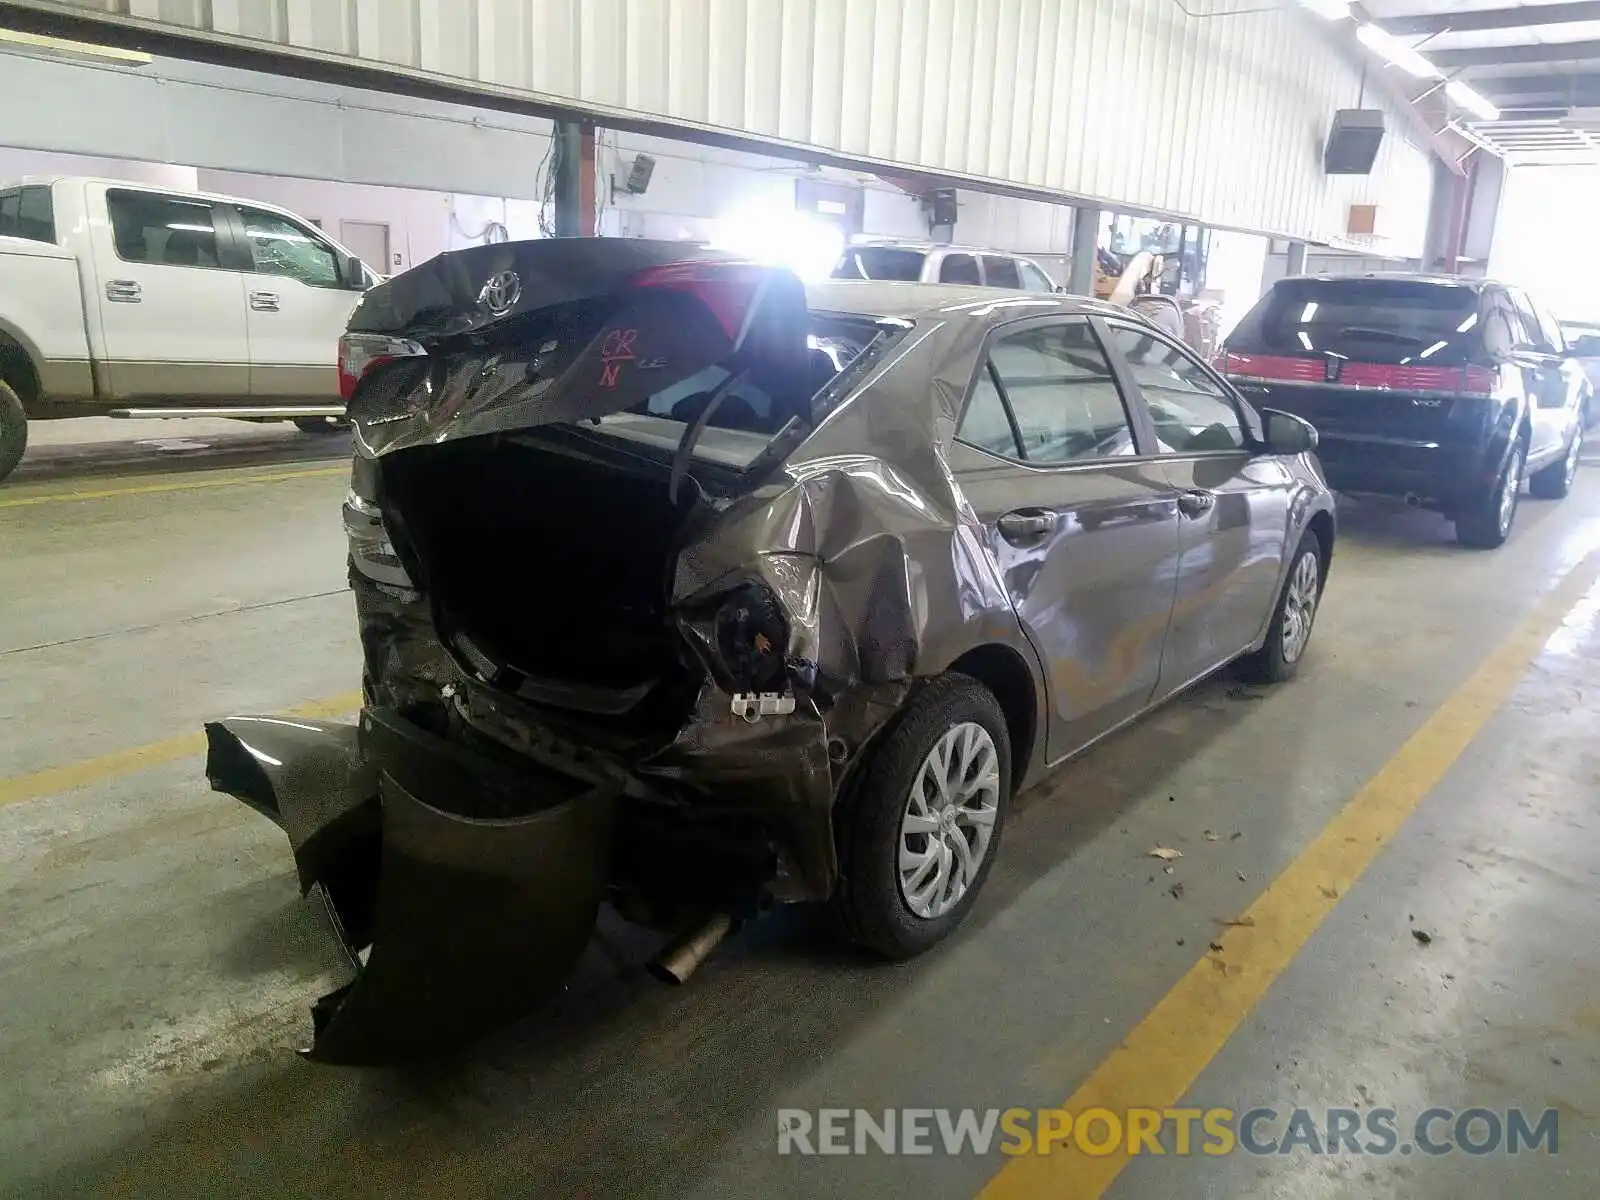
[1460, 364, 1495, 397]
[338, 332, 426, 401]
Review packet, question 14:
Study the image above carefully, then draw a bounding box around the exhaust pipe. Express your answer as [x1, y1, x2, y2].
[648, 913, 735, 985]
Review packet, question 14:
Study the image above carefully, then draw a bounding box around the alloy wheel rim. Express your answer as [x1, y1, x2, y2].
[1280, 550, 1320, 664]
[1499, 447, 1524, 534]
[898, 722, 1000, 920]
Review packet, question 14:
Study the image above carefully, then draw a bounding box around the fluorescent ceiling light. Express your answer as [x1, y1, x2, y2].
[1300, 0, 1352, 18]
[1356, 23, 1441, 79]
[1446, 80, 1501, 122]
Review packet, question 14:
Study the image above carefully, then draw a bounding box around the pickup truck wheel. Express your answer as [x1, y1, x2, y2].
[1455, 440, 1524, 549]
[831, 674, 1010, 959]
[294, 416, 350, 434]
[0, 380, 27, 484]
[1529, 424, 1581, 500]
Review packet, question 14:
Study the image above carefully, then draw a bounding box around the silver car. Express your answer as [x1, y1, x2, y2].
[834, 239, 1061, 292]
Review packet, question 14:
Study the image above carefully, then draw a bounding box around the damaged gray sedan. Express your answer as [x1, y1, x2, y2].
[205, 240, 1335, 1063]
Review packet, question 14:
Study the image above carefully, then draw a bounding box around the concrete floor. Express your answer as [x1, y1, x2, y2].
[1, 439, 1596, 1199]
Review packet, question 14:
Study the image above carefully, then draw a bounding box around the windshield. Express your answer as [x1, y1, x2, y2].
[1230, 279, 1480, 365]
[832, 247, 927, 282]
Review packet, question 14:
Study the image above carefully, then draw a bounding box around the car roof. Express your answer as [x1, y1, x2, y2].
[843, 239, 1040, 259]
[804, 279, 1130, 322]
[1277, 271, 1489, 291]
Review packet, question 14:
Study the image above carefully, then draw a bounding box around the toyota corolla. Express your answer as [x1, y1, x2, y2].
[204, 240, 1335, 1063]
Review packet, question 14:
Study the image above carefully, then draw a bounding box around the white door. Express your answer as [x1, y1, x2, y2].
[232, 203, 367, 401]
[340, 220, 391, 276]
[94, 185, 250, 399]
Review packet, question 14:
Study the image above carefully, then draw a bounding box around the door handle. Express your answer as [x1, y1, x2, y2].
[249, 291, 281, 312]
[997, 509, 1058, 543]
[105, 279, 142, 303]
[1176, 489, 1216, 519]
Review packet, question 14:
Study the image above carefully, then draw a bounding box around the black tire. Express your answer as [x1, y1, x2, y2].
[1236, 530, 1324, 684]
[0, 378, 27, 484]
[294, 416, 350, 434]
[1455, 440, 1524, 549]
[1529, 423, 1581, 500]
[832, 674, 1011, 959]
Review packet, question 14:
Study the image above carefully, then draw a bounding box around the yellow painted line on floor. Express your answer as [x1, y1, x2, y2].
[0, 691, 362, 810]
[978, 546, 1600, 1200]
[0, 465, 346, 510]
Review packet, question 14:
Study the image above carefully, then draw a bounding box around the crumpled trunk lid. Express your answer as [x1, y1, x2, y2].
[346, 238, 812, 460]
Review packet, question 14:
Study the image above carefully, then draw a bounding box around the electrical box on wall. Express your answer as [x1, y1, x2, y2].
[1347, 204, 1379, 237]
[1324, 110, 1386, 175]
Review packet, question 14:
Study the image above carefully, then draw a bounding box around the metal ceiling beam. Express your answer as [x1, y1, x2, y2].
[1378, 2, 1600, 36]
[1476, 70, 1600, 97]
[1434, 40, 1600, 69]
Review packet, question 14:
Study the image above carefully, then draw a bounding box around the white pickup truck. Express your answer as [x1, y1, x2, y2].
[0, 176, 375, 481]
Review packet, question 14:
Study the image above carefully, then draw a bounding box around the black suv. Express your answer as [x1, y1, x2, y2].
[1220, 274, 1590, 547]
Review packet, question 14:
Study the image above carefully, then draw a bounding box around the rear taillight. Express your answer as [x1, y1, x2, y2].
[1460, 364, 1495, 397]
[338, 333, 426, 401]
[1220, 352, 1324, 383]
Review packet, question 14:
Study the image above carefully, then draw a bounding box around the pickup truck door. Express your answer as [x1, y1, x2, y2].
[91, 184, 250, 399]
[224, 203, 365, 402]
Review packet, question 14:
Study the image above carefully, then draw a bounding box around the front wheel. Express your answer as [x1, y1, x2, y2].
[1529, 424, 1581, 500]
[832, 674, 1010, 959]
[1455, 441, 1524, 549]
[0, 379, 27, 484]
[1237, 531, 1323, 684]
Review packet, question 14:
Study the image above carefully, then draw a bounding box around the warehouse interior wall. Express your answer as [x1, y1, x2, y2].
[4, 0, 1438, 252]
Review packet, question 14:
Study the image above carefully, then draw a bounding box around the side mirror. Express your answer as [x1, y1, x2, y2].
[1260, 407, 1318, 456]
[341, 253, 370, 290]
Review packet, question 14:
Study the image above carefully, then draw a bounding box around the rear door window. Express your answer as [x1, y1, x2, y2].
[958, 320, 1137, 462]
[982, 256, 1023, 289]
[1229, 278, 1480, 365]
[0, 186, 55, 244]
[106, 190, 223, 268]
[940, 254, 981, 285]
[832, 246, 927, 282]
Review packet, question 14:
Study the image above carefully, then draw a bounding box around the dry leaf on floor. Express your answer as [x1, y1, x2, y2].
[1148, 847, 1183, 861]
[1203, 830, 1219, 842]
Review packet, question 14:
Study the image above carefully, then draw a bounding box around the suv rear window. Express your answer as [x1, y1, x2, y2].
[1230, 278, 1480, 365]
[832, 247, 926, 282]
[0, 186, 56, 244]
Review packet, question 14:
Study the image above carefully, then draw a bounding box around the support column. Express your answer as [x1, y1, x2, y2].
[1285, 240, 1307, 277]
[1067, 205, 1101, 296]
[552, 119, 594, 238]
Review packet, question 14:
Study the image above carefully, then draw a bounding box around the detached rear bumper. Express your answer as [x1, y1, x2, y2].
[205, 707, 619, 1064]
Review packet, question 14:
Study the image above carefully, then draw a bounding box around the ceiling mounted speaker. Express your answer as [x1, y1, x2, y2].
[1324, 110, 1386, 175]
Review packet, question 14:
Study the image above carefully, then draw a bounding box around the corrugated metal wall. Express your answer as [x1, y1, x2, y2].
[14, 0, 1436, 252]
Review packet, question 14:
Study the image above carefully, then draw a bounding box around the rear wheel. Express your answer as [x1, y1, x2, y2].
[1529, 423, 1581, 500]
[832, 674, 1010, 959]
[1456, 440, 1524, 549]
[0, 379, 27, 484]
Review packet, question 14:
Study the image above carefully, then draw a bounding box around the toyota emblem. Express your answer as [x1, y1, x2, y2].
[478, 269, 522, 316]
